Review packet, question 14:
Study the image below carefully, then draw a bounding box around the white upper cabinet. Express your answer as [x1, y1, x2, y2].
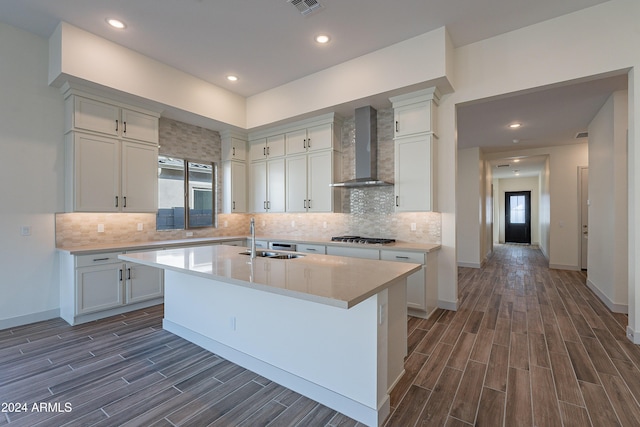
[67, 94, 159, 144]
[66, 133, 158, 213]
[286, 151, 339, 213]
[390, 88, 439, 213]
[394, 134, 436, 212]
[249, 134, 285, 161]
[286, 123, 333, 155]
[389, 87, 439, 138]
[250, 159, 285, 213]
[63, 88, 160, 213]
[223, 160, 247, 213]
[222, 136, 248, 162]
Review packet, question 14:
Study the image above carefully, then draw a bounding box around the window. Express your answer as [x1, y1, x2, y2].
[156, 156, 216, 230]
[509, 195, 526, 224]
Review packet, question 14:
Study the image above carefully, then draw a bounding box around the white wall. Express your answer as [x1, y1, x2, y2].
[495, 176, 540, 245]
[0, 23, 65, 328]
[457, 148, 482, 267]
[587, 90, 629, 311]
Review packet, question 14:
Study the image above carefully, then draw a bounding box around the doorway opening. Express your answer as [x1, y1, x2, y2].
[505, 191, 531, 244]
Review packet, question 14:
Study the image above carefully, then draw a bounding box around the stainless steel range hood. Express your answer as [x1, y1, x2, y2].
[331, 106, 393, 187]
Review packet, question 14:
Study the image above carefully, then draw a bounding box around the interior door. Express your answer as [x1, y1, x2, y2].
[505, 191, 531, 244]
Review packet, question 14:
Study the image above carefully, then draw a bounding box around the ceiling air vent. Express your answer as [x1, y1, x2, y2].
[288, 0, 322, 16]
[576, 131, 589, 139]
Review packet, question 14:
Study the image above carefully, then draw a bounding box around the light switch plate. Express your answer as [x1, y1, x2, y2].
[97, 224, 105, 233]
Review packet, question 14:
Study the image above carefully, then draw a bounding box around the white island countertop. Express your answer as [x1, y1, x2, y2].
[119, 244, 421, 309]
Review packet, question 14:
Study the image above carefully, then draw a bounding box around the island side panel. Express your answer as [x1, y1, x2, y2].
[162, 269, 389, 425]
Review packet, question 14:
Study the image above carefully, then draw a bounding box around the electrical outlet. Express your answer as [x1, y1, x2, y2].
[291, 220, 296, 227]
[410, 223, 417, 231]
[97, 224, 104, 233]
[261, 220, 266, 227]
[223, 221, 228, 228]
[137, 223, 143, 231]
[20, 226, 31, 236]
[186, 231, 193, 237]
[323, 221, 327, 229]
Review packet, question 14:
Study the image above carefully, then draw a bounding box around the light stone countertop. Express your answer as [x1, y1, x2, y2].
[57, 235, 440, 255]
[119, 245, 422, 309]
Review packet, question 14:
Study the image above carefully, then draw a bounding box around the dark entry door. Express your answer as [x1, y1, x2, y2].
[505, 191, 531, 244]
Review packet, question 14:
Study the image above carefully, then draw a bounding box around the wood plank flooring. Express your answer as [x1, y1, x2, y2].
[1, 244, 640, 426]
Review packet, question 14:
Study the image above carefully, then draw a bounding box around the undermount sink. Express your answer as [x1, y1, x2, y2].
[239, 250, 305, 259]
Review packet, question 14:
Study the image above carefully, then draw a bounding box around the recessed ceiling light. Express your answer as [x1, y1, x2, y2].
[513, 139, 520, 144]
[315, 34, 330, 44]
[226, 75, 238, 82]
[513, 159, 520, 163]
[106, 18, 126, 29]
[509, 123, 522, 129]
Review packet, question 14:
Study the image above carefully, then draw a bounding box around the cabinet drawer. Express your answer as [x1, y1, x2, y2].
[76, 252, 123, 268]
[380, 250, 425, 265]
[297, 244, 326, 254]
[327, 246, 379, 260]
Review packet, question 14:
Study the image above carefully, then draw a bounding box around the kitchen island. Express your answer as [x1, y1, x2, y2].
[119, 244, 421, 427]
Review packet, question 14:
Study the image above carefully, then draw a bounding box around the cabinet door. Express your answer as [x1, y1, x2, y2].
[73, 133, 120, 212]
[381, 250, 426, 311]
[297, 244, 326, 254]
[223, 137, 247, 161]
[307, 151, 333, 212]
[266, 134, 286, 158]
[73, 96, 119, 137]
[285, 155, 308, 212]
[249, 139, 267, 161]
[285, 129, 308, 155]
[121, 141, 158, 213]
[306, 123, 333, 152]
[76, 263, 124, 314]
[121, 109, 158, 143]
[394, 102, 431, 137]
[267, 158, 286, 212]
[125, 263, 163, 304]
[231, 161, 247, 213]
[395, 135, 433, 212]
[249, 161, 267, 213]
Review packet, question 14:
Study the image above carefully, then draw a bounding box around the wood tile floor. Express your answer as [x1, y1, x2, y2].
[1, 244, 639, 426]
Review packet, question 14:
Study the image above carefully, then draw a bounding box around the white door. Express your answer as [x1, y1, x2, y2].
[580, 166, 589, 270]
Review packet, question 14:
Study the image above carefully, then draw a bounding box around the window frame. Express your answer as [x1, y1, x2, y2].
[157, 155, 217, 231]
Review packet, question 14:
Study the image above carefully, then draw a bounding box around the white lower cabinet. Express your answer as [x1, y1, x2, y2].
[380, 249, 437, 318]
[60, 251, 164, 325]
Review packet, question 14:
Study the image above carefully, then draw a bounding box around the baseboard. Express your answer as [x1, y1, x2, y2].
[457, 261, 482, 268]
[586, 279, 628, 314]
[438, 299, 458, 311]
[0, 308, 60, 331]
[626, 326, 640, 344]
[548, 263, 580, 271]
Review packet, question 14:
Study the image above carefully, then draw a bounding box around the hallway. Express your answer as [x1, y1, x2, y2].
[385, 244, 640, 426]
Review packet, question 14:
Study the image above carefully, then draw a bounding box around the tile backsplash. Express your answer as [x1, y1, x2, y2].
[56, 110, 441, 247]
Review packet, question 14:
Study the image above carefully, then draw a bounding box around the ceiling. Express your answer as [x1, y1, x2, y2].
[0, 0, 624, 179]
